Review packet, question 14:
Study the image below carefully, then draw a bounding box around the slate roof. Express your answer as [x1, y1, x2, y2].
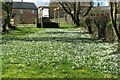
[12, 2, 37, 10]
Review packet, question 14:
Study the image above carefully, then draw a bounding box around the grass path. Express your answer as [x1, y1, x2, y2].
[2, 27, 119, 78]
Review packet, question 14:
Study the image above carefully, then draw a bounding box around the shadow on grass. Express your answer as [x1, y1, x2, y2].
[45, 31, 90, 35]
[59, 27, 72, 29]
[3, 30, 106, 43]
[2, 27, 41, 37]
[6, 36, 104, 44]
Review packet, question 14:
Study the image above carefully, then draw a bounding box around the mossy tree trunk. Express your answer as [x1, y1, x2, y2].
[85, 17, 93, 34]
[110, 2, 120, 52]
[2, 2, 13, 33]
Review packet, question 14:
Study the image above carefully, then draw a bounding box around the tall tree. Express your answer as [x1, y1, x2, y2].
[2, 1, 13, 33]
[110, 1, 120, 52]
[110, 2, 120, 40]
[59, 1, 94, 27]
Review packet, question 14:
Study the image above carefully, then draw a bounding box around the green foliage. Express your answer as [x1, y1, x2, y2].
[2, 2, 12, 22]
[91, 7, 108, 14]
[2, 1, 13, 33]
[2, 27, 118, 78]
[108, 20, 119, 26]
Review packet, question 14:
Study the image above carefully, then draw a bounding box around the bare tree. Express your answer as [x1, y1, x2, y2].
[110, 1, 120, 52]
[110, 2, 120, 40]
[59, 1, 94, 27]
[2, 1, 13, 33]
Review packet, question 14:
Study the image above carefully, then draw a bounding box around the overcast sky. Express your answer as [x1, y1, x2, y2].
[13, 0, 50, 7]
[13, 0, 109, 7]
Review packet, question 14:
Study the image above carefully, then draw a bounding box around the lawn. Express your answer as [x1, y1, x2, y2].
[1, 26, 119, 78]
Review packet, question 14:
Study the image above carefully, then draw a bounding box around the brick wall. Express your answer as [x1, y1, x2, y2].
[12, 9, 38, 24]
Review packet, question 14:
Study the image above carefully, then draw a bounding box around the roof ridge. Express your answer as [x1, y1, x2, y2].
[12, 2, 37, 9]
[13, 2, 34, 4]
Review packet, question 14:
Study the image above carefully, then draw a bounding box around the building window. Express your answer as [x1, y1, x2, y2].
[31, 10, 35, 14]
[20, 9, 24, 14]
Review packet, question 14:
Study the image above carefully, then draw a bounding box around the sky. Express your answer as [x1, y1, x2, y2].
[13, 0, 50, 7]
[93, 0, 109, 6]
[13, 0, 109, 7]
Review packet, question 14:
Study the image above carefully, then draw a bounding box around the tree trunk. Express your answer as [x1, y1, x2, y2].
[7, 12, 11, 28]
[98, 26, 102, 38]
[2, 13, 11, 33]
[88, 26, 93, 34]
[2, 20, 8, 33]
[110, 2, 120, 40]
[118, 40, 120, 52]
[110, 2, 120, 53]
[101, 24, 106, 39]
[85, 17, 93, 34]
[71, 14, 80, 27]
[94, 20, 102, 38]
[75, 17, 80, 27]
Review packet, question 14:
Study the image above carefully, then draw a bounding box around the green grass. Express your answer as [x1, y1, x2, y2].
[1, 26, 119, 78]
[16, 24, 36, 27]
[60, 21, 74, 28]
[50, 18, 74, 28]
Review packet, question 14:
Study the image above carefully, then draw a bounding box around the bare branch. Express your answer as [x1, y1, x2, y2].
[83, 2, 94, 17]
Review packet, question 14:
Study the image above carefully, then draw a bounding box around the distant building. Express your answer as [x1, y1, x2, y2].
[12, 2, 38, 24]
